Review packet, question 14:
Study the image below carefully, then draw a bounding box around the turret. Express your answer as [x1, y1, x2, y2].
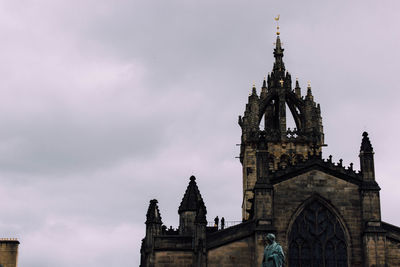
[141, 199, 163, 267]
[178, 176, 207, 235]
[0, 239, 19, 267]
[358, 132, 386, 266]
[359, 131, 375, 180]
[358, 132, 381, 222]
[145, 199, 162, 239]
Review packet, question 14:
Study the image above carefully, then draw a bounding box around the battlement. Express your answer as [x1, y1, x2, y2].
[0, 238, 19, 243]
[0, 238, 19, 267]
[161, 225, 179, 235]
[269, 153, 364, 185]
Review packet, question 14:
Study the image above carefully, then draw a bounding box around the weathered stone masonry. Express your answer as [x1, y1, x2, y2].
[140, 32, 400, 267]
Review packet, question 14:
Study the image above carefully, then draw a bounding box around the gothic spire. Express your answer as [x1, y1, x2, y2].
[273, 35, 285, 73]
[359, 131, 375, 181]
[251, 84, 257, 96]
[295, 78, 300, 89]
[146, 199, 162, 224]
[294, 78, 301, 97]
[262, 77, 267, 88]
[178, 176, 206, 214]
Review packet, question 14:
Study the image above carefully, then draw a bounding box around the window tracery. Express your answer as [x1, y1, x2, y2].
[289, 200, 347, 267]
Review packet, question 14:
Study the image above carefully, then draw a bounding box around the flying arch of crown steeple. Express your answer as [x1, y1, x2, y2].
[257, 89, 306, 131]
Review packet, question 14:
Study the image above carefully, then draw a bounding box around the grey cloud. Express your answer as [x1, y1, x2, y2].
[0, 1, 399, 267]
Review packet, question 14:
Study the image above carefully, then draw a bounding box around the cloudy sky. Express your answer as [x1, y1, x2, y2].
[0, 0, 399, 266]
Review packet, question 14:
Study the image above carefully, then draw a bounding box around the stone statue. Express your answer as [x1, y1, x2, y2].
[261, 233, 284, 267]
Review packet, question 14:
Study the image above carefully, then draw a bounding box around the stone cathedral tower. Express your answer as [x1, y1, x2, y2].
[238, 34, 324, 221]
[140, 30, 400, 267]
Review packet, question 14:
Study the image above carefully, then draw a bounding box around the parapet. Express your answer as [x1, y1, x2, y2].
[0, 238, 19, 267]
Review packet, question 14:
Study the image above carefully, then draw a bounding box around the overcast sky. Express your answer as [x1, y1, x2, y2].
[0, 0, 399, 266]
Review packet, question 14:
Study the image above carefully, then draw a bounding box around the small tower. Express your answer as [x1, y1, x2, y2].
[359, 132, 386, 266]
[359, 132, 381, 222]
[238, 33, 324, 221]
[0, 239, 19, 267]
[360, 131, 375, 181]
[141, 199, 163, 267]
[178, 176, 207, 235]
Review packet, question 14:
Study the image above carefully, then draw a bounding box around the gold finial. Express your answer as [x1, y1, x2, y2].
[296, 77, 299, 81]
[253, 82, 256, 88]
[307, 81, 311, 87]
[274, 15, 280, 35]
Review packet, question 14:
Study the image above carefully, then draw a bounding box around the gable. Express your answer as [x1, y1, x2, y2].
[270, 159, 364, 187]
[273, 169, 359, 193]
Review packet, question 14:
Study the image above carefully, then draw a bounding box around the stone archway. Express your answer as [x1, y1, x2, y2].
[288, 200, 348, 267]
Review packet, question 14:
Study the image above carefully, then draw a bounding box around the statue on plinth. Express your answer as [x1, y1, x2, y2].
[261, 233, 284, 267]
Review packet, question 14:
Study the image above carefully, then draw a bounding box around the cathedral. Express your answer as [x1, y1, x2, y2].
[140, 30, 400, 266]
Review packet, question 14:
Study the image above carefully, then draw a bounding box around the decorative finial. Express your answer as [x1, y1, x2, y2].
[361, 131, 373, 152]
[295, 78, 300, 89]
[274, 15, 280, 35]
[307, 81, 311, 88]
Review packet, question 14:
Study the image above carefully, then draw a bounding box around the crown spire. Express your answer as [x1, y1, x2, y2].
[272, 16, 285, 74]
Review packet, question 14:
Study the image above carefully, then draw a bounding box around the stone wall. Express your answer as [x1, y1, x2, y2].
[154, 251, 193, 267]
[273, 170, 363, 266]
[208, 236, 254, 267]
[386, 238, 400, 266]
[0, 240, 19, 267]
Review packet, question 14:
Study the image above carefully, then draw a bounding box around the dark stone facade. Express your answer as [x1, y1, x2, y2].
[140, 33, 400, 267]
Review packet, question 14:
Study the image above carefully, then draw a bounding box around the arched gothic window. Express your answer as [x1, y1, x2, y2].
[288, 200, 348, 267]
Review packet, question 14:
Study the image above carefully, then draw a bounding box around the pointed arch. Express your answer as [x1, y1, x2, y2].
[258, 91, 306, 131]
[286, 194, 351, 267]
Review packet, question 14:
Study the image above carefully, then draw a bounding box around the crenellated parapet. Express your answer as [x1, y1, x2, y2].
[269, 153, 363, 183]
[0, 238, 19, 267]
